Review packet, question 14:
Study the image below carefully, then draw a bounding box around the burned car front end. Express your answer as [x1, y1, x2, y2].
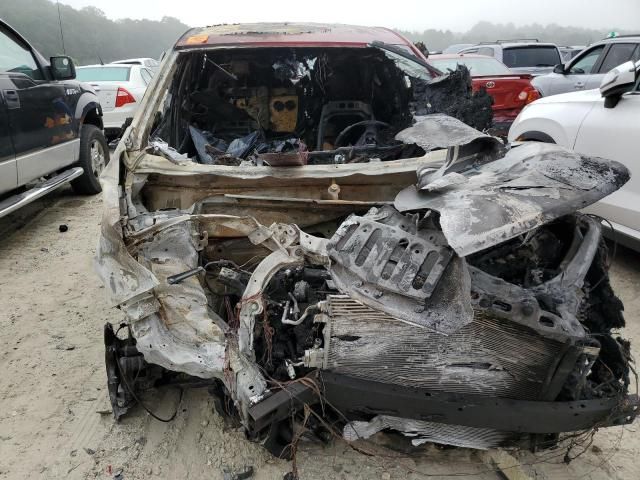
[97, 23, 638, 455]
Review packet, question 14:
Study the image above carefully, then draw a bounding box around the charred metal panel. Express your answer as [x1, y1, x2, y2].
[327, 208, 472, 333]
[468, 266, 586, 343]
[395, 142, 630, 256]
[410, 65, 494, 132]
[395, 113, 502, 154]
[132, 222, 227, 378]
[327, 207, 453, 301]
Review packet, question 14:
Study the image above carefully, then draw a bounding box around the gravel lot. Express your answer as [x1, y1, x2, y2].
[1, 190, 638, 480]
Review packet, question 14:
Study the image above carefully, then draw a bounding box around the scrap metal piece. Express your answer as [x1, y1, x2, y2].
[131, 222, 226, 378]
[147, 138, 191, 164]
[326, 206, 472, 333]
[247, 379, 317, 435]
[395, 113, 501, 153]
[327, 207, 453, 301]
[395, 114, 506, 194]
[343, 416, 512, 449]
[395, 142, 630, 257]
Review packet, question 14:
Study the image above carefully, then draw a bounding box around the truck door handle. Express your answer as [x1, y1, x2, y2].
[3, 89, 20, 109]
[574, 82, 585, 89]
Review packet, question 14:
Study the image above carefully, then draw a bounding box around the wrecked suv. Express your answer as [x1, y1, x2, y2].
[97, 23, 638, 455]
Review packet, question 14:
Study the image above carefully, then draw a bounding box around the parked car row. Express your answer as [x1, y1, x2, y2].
[457, 39, 562, 75]
[76, 63, 155, 138]
[444, 35, 640, 97]
[432, 35, 640, 147]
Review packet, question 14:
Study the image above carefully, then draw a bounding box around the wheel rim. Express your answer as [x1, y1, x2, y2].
[90, 139, 105, 178]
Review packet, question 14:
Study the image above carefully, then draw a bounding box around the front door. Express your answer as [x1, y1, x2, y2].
[0, 84, 16, 195]
[552, 45, 606, 95]
[0, 26, 78, 186]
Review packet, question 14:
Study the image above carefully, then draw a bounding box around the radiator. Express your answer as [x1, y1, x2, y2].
[324, 295, 564, 400]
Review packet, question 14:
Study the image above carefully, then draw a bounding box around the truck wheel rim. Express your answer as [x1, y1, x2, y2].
[90, 140, 105, 177]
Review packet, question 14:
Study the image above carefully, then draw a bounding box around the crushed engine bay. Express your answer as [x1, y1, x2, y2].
[97, 34, 638, 458]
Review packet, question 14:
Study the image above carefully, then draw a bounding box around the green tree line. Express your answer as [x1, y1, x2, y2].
[0, 0, 189, 65]
[399, 21, 636, 52]
[1, 1, 635, 65]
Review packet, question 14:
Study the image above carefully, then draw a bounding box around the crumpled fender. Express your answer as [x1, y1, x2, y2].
[395, 141, 630, 257]
[95, 144, 160, 306]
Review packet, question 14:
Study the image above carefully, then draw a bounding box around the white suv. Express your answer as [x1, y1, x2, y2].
[509, 60, 640, 247]
[458, 40, 562, 75]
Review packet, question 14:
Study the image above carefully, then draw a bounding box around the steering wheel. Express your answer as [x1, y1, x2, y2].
[334, 120, 391, 148]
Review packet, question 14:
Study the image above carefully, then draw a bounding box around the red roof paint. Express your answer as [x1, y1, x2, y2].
[175, 22, 424, 57]
[429, 53, 488, 59]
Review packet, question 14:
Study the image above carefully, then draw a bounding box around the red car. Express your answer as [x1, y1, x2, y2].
[428, 53, 541, 132]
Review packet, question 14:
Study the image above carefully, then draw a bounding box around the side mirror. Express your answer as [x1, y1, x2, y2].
[50, 56, 76, 80]
[553, 64, 565, 74]
[600, 60, 638, 108]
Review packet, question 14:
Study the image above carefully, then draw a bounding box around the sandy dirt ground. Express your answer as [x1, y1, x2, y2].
[0, 189, 639, 480]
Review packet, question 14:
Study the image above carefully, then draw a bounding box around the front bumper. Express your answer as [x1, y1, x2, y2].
[102, 104, 137, 132]
[248, 371, 639, 446]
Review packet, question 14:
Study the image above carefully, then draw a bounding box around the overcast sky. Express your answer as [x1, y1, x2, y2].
[59, 0, 640, 31]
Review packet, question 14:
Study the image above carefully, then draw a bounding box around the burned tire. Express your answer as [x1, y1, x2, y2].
[263, 418, 295, 460]
[71, 124, 110, 195]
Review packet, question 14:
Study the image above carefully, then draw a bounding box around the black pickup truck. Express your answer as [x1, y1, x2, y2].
[0, 19, 108, 218]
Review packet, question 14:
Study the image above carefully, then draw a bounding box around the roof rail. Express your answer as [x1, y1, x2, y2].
[602, 33, 640, 39]
[496, 38, 539, 43]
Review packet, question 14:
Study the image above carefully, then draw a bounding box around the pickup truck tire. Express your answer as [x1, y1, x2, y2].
[71, 124, 110, 195]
